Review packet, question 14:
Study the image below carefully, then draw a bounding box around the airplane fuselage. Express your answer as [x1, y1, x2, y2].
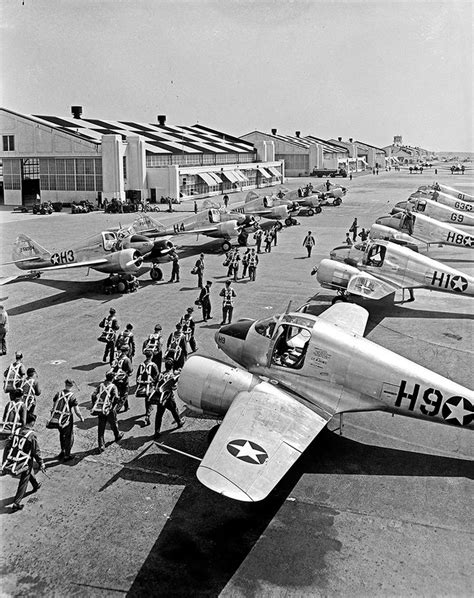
[393, 198, 474, 227]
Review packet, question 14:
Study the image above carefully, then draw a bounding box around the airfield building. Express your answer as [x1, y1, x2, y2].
[0, 107, 284, 207]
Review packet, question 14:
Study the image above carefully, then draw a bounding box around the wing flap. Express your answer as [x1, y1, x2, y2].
[347, 272, 399, 300]
[318, 302, 369, 336]
[197, 388, 331, 502]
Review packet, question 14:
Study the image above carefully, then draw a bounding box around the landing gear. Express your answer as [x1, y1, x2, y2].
[315, 206, 322, 214]
[221, 240, 232, 252]
[285, 217, 293, 226]
[103, 273, 139, 295]
[207, 424, 220, 445]
[150, 266, 163, 281]
[307, 208, 315, 217]
[275, 221, 283, 231]
[333, 198, 342, 206]
[331, 292, 349, 305]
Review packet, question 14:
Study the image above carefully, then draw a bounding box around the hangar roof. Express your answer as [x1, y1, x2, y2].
[27, 112, 255, 155]
[304, 136, 349, 153]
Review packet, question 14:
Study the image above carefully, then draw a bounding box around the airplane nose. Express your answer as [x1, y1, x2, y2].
[216, 320, 253, 343]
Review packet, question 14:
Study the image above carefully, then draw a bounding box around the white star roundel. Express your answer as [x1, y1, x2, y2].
[463, 236, 474, 248]
[226, 439, 268, 465]
[441, 396, 474, 427]
[450, 275, 468, 293]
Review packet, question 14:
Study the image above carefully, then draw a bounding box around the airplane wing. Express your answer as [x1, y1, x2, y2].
[197, 387, 332, 502]
[317, 302, 369, 336]
[36, 258, 110, 271]
[347, 272, 400, 300]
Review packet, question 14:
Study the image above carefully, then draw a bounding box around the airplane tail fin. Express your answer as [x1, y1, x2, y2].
[245, 191, 259, 204]
[132, 213, 166, 233]
[12, 234, 50, 263]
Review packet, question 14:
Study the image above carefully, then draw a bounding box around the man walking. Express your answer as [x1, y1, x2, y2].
[169, 252, 180, 283]
[142, 324, 163, 373]
[248, 248, 259, 282]
[302, 231, 316, 258]
[180, 308, 197, 353]
[349, 218, 358, 241]
[4, 352, 26, 396]
[90, 372, 124, 452]
[254, 227, 263, 253]
[111, 346, 133, 413]
[49, 379, 84, 461]
[1, 412, 46, 511]
[153, 360, 184, 439]
[199, 281, 213, 322]
[193, 254, 205, 288]
[0, 305, 9, 355]
[135, 352, 159, 427]
[99, 308, 119, 365]
[220, 280, 236, 325]
[264, 231, 273, 253]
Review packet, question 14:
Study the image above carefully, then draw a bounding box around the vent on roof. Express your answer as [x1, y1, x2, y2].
[349, 138, 353, 143]
[295, 131, 301, 138]
[338, 137, 342, 142]
[157, 115, 166, 126]
[271, 128, 277, 135]
[71, 106, 82, 119]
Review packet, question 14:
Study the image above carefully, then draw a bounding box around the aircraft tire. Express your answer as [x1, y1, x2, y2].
[117, 282, 126, 293]
[222, 241, 232, 252]
[315, 206, 322, 214]
[307, 208, 315, 217]
[285, 217, 293, 226]
[333, 198, 342, 206]
[207, 424, 220, 445]
[150, 267, 163, 281]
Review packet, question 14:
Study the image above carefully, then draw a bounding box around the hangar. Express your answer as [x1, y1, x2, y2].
[0, 107, 284, 207]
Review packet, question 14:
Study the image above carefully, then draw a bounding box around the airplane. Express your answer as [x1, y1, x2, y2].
[417, 183, 474, 203]
[121, 210, 253, 253]
[314, 239, 474, 302]
[231, 191, 298, 227]
[391, 197, 474, 227]
[310, 181, 346, 205]
[411, 189, 473, 213]
[371, 211, 474, 250]
[0, 229, 175, 285]
[176, 303, 473, 502]
[273, 188, 323, 216]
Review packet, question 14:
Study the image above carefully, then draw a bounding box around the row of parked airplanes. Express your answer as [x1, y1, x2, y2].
[1, 180, 346, 286]
[175, 181, 474, 502]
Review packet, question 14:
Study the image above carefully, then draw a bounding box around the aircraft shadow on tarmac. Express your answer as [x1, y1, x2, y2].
[93, 428, 473, 597]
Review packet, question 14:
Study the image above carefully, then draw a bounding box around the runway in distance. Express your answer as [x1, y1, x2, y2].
[177, 303, 474, 502]
[371, 211, 474, 249]
[315, 239, 474, 301]
[0, 229, 175, 285]
[391, 197, 474, 227]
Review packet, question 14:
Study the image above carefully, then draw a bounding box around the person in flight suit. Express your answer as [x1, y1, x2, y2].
[3, 351, 26, 398]
[112, 346, 134, 413]
[135, 352, 159, 427]
[1, 387, 27, 436]
[248, 249, 259, 282]
[241, 249, 250, 279]
[99, 308, 119, 365]
[169, 251, 180, 283]
[20, 368, 41, 417]
[230, 249, 241, 282]
[1, 412, 46, 511]
[180, 309, 197, 353]
[253, 227, 263, 253]
[264, 231, 273, 253]
[115, 323, 135, 363]
[153, 360, 185, 439]
[142, 324, 163, 373]
[50, 379, 84, 461]
[90, 372, 124, 453]
[302, 231, 316, 258]
[220, 280, 236, 325]
[194, 254, 205, 288]
[165, 324, 188, 371]
[199, 281, 213, 322]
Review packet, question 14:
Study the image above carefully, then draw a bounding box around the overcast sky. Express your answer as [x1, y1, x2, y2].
[1, 0, 472, 151]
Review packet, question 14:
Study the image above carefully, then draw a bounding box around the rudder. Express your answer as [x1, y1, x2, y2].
[12, 234, 50, 263]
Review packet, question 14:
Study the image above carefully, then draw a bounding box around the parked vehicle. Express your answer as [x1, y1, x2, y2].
[32, 201, 53, 215]
[310, 168, 347, 178]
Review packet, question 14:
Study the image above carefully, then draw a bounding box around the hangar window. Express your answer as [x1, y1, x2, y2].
[2, 136, 15, 151]
[271, 324, 311, 370]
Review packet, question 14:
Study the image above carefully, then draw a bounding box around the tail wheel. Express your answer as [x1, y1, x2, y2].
[207, 424, 220, 445]
[150, 267, 163, 281]
[222, 241, 231, 252]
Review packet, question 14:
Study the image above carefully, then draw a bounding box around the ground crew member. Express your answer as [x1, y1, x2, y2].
[180, 309, 197, 353]
[1, 388, 27, 437]
[21, 368, 41, 416]
[99, 308, 119, 364]
[199, 281, 213, 322]
[358, 228, 369, 241]
[264, 231, 273, 253]
[193, 254, 205, 288]
[254, 227, 263, 253]
[115, 323, 135, 361]
[169, 252, 180, 283]
[241, 249, 250, 278]
[49, 379, 84, 461]
[224, 249, 234, 277]
[1, 412, 45, 511]
[345, 233, 353, 246]
[220, 280, 236, 324]
[153, 360, 185, 439]
[165, 324, 188, 371]
[0, 305, 8, 355]
[230, 249, 241, 281]
[90, 372, 124, 452]
[325, 180, 331, 192]
[142, 324, 163, 373]
[136, 351, 159, 426]
[349, 218, 358, 241]
[111, 346, 133, 412]
[4, 351, 26, 397]
[302, 231, 316, 258]
[248, 249, 259, 282]
[272, 224, 279, 246]
[223, 194, 229, 209]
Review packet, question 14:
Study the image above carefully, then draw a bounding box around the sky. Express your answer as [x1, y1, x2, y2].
[1, 0, 472, 152]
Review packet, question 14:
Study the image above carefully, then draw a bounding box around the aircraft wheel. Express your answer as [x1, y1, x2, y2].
[307, 208, 315, 217]
[150, 267, 163, 281]
[221, 240, 232, 252]
[333, 198, 342, 206]
[315, 206, 322, 214]
[117, 281, 126, 293]
[207, 424, 220, 445]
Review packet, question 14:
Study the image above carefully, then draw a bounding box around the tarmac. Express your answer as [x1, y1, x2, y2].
[0, 168, 473, 597]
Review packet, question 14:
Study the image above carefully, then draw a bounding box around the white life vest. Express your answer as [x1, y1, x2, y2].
[143, 333, 162, 354]
[249, 254, 257, 267]
[3, 429, 34, 476]
[99, 316, 118, 343]
[21, 378, 37, 412]
[116, 331, 132, 351]
[91, 382, 115, 415]
[4, 362, 25, 393]
[0, 401, 24, 436]
[136, 362, 157, 397]
[180, 318, 194, 341]
[222, 289, 234, 306]
[48, 391, 73, 429]
[166, 333, 184, 361]
[111, 356, 128, 382]
[149, 371, 177, 405]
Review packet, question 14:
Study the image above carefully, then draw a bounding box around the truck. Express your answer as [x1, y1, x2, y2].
[310, 167, 347, 178]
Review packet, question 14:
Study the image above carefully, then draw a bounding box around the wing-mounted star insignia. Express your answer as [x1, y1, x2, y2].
[227, 439, 268, 465]
[441, 396, 474, 427]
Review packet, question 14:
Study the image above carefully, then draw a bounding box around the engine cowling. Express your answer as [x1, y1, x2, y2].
[97, 248, 144, 274]
[270, 204, 288, 219]
[316, 258, 360, 291]
[217, 220, 239, 237]
[177, 355, 258, 416]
